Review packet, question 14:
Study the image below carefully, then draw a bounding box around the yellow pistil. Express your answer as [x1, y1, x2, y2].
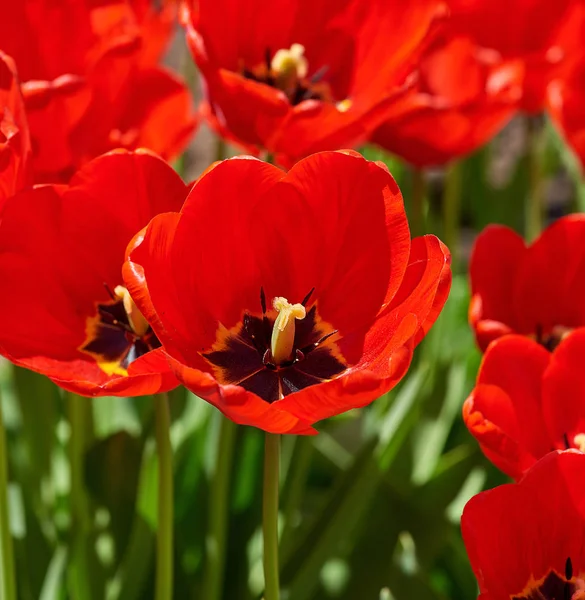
[336, 99, 352, 113]
[114, 285, 149, 337]
[271, 43, 308, 96]
[574, 434, 585, 452]
[271, 297, 306, 365]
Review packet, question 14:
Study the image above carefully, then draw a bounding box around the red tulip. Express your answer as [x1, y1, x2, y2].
[371, 32, 522, 167]
[463, 330, 585, 479]
[1, 0, 196, 183]
[0, 52, 31, 202]
[0, 150, 188, 396]
[123, 151, 451, 434]
[446, 0, 583, 112]
[182, 0, 446, 165]
[462, 450, 585, 600]
[548, 3, 585, 174]
[469, 216, 585, 352]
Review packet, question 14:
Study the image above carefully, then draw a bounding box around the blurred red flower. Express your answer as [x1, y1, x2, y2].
[446, 0, 583, 112]
[462, 450, 585, 600]
[463, 330, 585, 480]
[0, 150, 188, 396]
[181, 0, 446, 165]
[371, 31, 522, 167]
[0, 52, 32, 201]
[1, 0, 196, 183]
[123, 151, 451, 434]
[547, 5, 585, 173]
[469, 215, 585, 351]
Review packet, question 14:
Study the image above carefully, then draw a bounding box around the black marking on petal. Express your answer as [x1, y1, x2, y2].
[566, 557, 573, 580]
[564, 432, 571, 450]
[301, 287, 315, 307]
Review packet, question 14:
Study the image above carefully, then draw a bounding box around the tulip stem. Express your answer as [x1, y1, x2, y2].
[526, 116, 544, 242]
[67, 392, 94, 600]
[203, 415, 237, 600]
[411, 168, 426, 238]
[0, 387, 16, 600]
[155, 392, 174, 600]
[263, 433, 281, 600]
[216, 136, 226, 163]
[443, 161, 463, 269]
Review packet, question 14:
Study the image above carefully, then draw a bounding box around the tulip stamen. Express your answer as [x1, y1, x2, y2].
[114, 285, 150, 338]
[80, 284, 160, 375]
[271, 296, 306, 365]
[242, 45, 335, 106]
[573, 434, 585, 452]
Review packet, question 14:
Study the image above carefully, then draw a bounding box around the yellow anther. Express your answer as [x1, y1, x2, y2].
[336, 99, 352, 113]
[114, 285, 149, 337]
[271, 296, 306, 365]
[271, 43, 308, 93]
[574, 434, 585, 452]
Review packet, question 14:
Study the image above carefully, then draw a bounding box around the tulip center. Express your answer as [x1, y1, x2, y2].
[242, 44, 350, 110]
[534, 324, 573, 352]
[202, 288, 347, 403]
[79, 284, 160, 376]
[514, 560, 585, 600]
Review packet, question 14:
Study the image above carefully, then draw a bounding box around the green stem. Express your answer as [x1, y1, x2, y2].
[154, 392, 174, 600]
[0, 388, 16, 600]
[526, 116, 544, 242]
[67, 392, 94, 600]
[443, 161, 463, 269]
[202, 415, 237, 600]
[280, 436, 313, 556]
[411, 168, 427, 238]
[263, 433, 281, 600]
[216, 136, 226, 163]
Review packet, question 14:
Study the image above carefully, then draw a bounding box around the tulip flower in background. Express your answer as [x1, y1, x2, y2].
[446, 0, 583, 113]
[0, 0, 196, 183]
[462, 450, 585, 600]
[0, 149, 191, 599]
[0, 150, 187, 396]
[181, 0, 446, 165]
[371, 30, 522, 168]
[469, 215, 585, 351]
[548, 61, 585, 174]
[463, 330, 585, 479]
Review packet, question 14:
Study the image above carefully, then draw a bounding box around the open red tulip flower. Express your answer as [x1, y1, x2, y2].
[0, 150, 188, 396]
[1, 0, 196, 183]
[464, 329, 585, 480]
[469, 215, 585, 352]
[462, 450, 585, 600]
[446, 0, 583, 113]
[123, 151, 451, 434]
[371, 31, 522, 167]
[0, 52, 32, 202]
[181, 0, 446, 165]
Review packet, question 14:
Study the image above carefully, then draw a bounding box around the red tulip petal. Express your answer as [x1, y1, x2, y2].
[0, 52, 31, 200]
[469, 224, 526, 349]
[462, 450, 585, 600]
[514, 214, 585, 333]
[542, 328, 585, 449]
